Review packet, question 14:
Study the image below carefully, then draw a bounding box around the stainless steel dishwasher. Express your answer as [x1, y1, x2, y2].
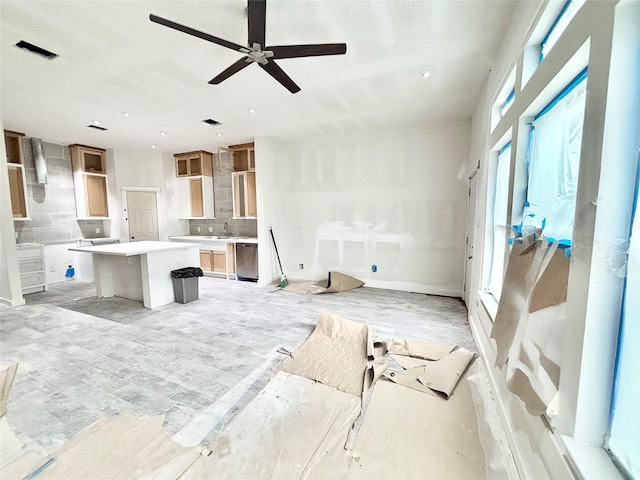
[235, 242, 258, 281]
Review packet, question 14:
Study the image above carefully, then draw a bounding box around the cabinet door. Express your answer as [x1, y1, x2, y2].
[84, 175, 108, 217]
[232, 171, 257, 218]
[226, 243, 236, 274]
[4, 131, 25, 164]
[200, 250, 213, 271]
[176, 157, 189, 177]
[212, 251, 226, 273]
[81, 149, 106, 173]
[190, 178, 204, 217]
[189, 155, 202, 175]
[245, 171, 257, 217]
[8, 165, 27, 217]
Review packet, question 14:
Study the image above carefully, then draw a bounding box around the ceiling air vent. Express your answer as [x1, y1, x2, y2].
[202, 119, 221, 126]
[87, 124, 108, 131]
[15, 40, 59, 59]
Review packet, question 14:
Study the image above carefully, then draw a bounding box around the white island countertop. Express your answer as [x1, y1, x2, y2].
[69, 240, 198, 256]
[169, 236, 258, 244]
[67, 240, 200, 309]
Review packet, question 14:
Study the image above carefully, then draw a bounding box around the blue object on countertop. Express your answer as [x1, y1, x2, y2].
[65, 265, 75, 279]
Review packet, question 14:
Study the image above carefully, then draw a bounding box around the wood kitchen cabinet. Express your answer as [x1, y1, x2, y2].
[232, 171, 257, 218]
[175, 150, 214, 219]
[176, 176, 214, 219]
[218, 142, 254, 172]
[174, 151, 213, 177]
[70, 144, 109, 218]
[4, 130, 29, 219]
[199, 243, 236, 278]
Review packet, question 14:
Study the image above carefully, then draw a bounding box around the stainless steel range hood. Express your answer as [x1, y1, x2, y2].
[31, 138, 48, 184]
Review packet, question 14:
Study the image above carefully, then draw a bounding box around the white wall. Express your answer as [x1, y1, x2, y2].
[257, 121, 470, 296]
[108, 148, 188, 242]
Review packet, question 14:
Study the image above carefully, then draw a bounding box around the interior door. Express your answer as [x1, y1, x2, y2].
[463, 170, 478, 307]
[126, 191, 159, 242]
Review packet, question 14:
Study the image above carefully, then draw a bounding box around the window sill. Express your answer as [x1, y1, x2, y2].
[561, 436, 624, 480]
[478, 290, 499, 321]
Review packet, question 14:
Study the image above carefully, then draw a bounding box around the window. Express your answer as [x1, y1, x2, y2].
[500, 89, 515, 117]
[540, 0, 586, 62]
[487, 142, 511, 299]
[524, 68, 587, 243]
[607, 163, 640, 478]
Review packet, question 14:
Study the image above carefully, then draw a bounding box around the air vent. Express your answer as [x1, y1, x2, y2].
[15, 40, 59, 59]
[87, 124, 108, 131]
[202, 119, 221, 126]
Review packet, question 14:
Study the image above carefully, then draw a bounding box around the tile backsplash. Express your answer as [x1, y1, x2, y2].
[13, 138, 106, 244]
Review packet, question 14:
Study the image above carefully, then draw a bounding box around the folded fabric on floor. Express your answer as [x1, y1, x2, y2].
[283, 271, 364, 295]
[278, 311, 369, 397]
[386, 347, 476, 397]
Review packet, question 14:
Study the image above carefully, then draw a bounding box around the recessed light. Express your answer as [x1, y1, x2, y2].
[217, 132, 223, 137]
[248, 108, 256, 114]
[151, 144, 158, 149]
[160, 131, 168, 136]
[122, 112, 131, 117]
[419, 70, 432, 79]
[92, 119, 101, 125]
[55, 135, 63, 139]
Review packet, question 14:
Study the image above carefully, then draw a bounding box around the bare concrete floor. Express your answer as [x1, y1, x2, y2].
[1, 277, 487, 457]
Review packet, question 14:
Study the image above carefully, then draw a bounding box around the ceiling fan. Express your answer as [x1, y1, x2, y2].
[150, 0, 347, 94]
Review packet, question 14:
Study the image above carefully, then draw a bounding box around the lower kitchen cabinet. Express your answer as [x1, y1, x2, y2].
[17, 244, 47, 295]
[199, 243, 236, 279]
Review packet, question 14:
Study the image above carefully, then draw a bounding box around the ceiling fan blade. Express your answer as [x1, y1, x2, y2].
[247, 0, 266, 48]
[150, 14, 245, 52]
[259, 60, 301, 93]
[209, 58, 252, 84]
[268, 43, 347, 59]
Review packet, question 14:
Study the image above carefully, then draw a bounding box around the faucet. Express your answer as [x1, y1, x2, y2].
[223, 222, 229, 237]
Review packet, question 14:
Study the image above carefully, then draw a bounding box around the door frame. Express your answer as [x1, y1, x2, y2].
[121, 186, 161, 243]
[463, 166, 479, 308]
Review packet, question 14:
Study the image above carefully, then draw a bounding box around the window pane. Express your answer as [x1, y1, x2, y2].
[608, 169, 640, 478]
[526, 81, 586, 243]
[488, 145, 511, 299]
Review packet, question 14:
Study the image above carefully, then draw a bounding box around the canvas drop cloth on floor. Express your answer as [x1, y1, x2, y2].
[283, 271, 364, 294]
[278, 311, 370, 397]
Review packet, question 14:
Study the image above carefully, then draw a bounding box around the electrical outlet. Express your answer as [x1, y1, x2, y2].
[298, 263, 304, 270]
[393, 267, 399, 274]
[208, 227, 213, 232]
[49, 264, 56, 272]
[176, 256, 182, 263]
[197, 227, 201, 232]
[95, 227, 101, 234]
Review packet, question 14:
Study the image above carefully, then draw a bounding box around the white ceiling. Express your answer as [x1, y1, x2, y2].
[1, 1, 516, 154]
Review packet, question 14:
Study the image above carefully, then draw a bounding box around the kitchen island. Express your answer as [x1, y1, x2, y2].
[69, 241, 200, 309]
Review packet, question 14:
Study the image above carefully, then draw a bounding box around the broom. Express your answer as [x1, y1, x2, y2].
[269, 226, 288, 288]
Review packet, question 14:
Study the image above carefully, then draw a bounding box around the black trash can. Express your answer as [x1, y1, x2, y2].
[170, 267, 204, 304]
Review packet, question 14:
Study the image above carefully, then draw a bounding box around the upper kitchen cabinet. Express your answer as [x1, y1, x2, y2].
[218, 142, 255, 172]
[232, 171, 257, 219]
[174, 150, 214, 219]
[4, 130, 29, 219]
[175, 151, 213, 177]
[70, 144, 109, 218]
